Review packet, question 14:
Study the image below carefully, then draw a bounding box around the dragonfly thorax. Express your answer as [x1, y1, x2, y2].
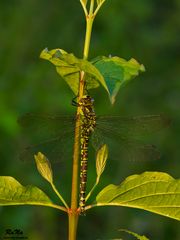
[79, 95, 96, 133]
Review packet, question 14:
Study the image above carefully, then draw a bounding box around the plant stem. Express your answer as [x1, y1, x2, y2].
[89, 0, 95, 15]
[69, 72, 84, 240]
[70, 113, 81, 212]
[68, 211, 79, 240]
[83, 12, 94, 59]
[68, 113, 80, 240]
[69, 1, 96, 239]
[80, 0, 88, 16]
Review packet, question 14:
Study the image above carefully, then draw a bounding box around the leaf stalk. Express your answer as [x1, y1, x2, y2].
[51, 182, 69, 209]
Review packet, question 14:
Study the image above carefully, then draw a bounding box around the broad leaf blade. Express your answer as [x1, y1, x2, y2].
[92, 56, 145, 104]
[40, 48, 108, 95]
[95, 172, 180, 221]
[0, 176, 52, 206]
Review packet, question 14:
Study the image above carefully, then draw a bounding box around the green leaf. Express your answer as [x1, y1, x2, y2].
[40, 48, 108, 95]
[95, 172, 180, 221]
[119, 229, 149, 240]
[92, 56, 145, 104]
[34, 152, 53, 184]
[96, 144, 108, 183]
[0, 176, 52, 206]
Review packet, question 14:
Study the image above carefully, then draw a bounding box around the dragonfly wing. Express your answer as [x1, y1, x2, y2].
[97, 114, 170, 138]
[19, 130, 75, 164]
[117, 140, 161, 162]
[91, 126, 161, 162]
[18, 113, 75, 142]
[18, 113, 76, 164]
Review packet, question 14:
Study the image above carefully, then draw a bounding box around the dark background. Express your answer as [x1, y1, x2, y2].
[0, 0, 180, 239]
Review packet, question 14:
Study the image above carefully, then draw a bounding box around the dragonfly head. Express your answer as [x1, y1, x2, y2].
[79, 95, 95, 106]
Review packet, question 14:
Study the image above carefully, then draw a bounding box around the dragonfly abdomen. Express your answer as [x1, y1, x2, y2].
[79, 95, 96, 214]
[79, 134, 89, 212]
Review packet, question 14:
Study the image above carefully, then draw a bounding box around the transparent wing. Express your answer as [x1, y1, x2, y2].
[91, 129, 160, 162]
[18, 113, 75, 142]
[90, 114, 170, 162]
[18, 113, 76, 164]
[18, 113, 170, 164]
[19, 130, 75, 164]
[96, 114, 170, 139]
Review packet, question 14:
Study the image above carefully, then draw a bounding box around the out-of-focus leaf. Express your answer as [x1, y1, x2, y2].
[40, 48, 108, 95]
[0, 176, 52, 206]
[92, 56, 145, 104]
[95, 172, 180, 221]
[34, 152, 53, 184]
[96, 144, 108, 183]
[119, 229, 149, 240]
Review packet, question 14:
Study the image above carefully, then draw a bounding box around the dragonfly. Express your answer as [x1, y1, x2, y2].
[18, 110, 170, 165]
[18, 96, 170, 213]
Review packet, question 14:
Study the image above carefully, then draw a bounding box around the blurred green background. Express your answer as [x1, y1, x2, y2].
[0, 0, 180, 239]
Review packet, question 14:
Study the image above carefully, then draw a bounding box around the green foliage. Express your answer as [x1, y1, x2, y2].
[40, 48, 108, 95]
[91, 56, 145, 103]
[0, 176, 52, 206]
[95, 172, 180, 220]
[118, 229, 149, 240]
[0, 175, 68, 212]
[40, 48, 144, 104]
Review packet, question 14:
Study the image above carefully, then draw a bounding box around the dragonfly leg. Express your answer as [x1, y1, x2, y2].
[71, 95, 79, 106]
